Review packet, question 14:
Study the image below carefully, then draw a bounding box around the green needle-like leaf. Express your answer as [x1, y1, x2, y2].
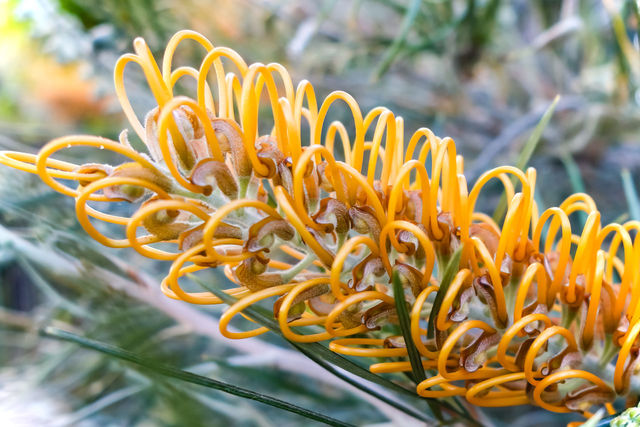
[392, 271, 444, 421]
[427, 248, 462, 341]
[391, 271, 426, 384]
[622, 169, 640, 221]
[42, 327, 355, 427]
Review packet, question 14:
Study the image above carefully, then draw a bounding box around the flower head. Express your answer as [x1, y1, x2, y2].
[2, 30, 639, 420]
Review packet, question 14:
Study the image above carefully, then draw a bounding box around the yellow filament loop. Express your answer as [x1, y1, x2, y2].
[202, 198, 280, 262]
[162, 242, 248, 304]
[75, 177, 171, 248]
[273, 186, 334, 267]
[169, 66, 215, 111]
[614, 320, 640, 393]
[437, 269, 472, 331]
[387, 160, 431, 227]
[156, 96, 224, 191]
[533, 207, 572, 301]
[334, 162, 387, 223]
[314, 91, 364, 175]
[219, 283, 297, 339]
[324, 290, 393, 337]
[241, 63, 290, 161]
[126, 198, 211, 261]
[411, 285, 440, 358]
[523, 325, 578, 385]
[276, 278, 332, 343]
[470, 236, 508, 325]
[496, 313, 553, 371]
[567, 212, 600, 304]
[329, 338, 407, 358]
[417, 374, 467, 398]
[581, 251, 605, 349]
[465, 372, 530, 407]
[113, 53, 146, 140]
[196, 46, 248, 114]
[0, 151, 103, 183]
[532, 370, 612, 413]
[438, 320, 501, 381]
[513, 262, 548, 324]
[293, 145, 347, 229]
[379, 221, 436, 288]
[36, 135, 158, 199]
[330, 236, 379, 301]
[362, 109, 396, 189]
[598, 223, 634, 320]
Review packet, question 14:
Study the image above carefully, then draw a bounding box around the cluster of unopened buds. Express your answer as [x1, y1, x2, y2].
[2, 31, 639, 422]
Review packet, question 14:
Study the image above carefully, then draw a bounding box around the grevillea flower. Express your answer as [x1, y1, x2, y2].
[1, 31, 639, 423]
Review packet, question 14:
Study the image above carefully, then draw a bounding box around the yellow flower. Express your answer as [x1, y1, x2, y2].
[1, 30, 639, 419]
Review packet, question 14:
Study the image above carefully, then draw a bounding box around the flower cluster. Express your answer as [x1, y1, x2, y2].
[2, 31, 639, 419]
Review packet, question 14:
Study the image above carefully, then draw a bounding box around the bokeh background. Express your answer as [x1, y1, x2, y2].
[0, 0, 639, 425]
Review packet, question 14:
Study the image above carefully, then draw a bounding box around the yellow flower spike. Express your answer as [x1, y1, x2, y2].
[4, 30, 640, 418]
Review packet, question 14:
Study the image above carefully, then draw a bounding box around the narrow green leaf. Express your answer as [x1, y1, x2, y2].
[621, 169, 640, 221]
[493, 95, 560, 223]
[427, 248, 462, 340]
[391, 271, 426, 384]
[373, 0, 421, 80]
[392, 271, 444, 421]
[41, 327, 354, 427]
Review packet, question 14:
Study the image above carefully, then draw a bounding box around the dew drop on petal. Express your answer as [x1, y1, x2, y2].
[99, 145, 104, 150]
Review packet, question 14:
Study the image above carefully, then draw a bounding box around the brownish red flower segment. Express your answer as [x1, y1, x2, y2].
[1, 30, 639, 421]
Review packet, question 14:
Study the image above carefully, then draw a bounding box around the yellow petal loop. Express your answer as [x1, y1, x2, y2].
[2, 30, 639, 418]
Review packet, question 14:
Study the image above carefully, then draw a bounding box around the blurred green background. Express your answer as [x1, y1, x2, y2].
[0, 0, 639, 425]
